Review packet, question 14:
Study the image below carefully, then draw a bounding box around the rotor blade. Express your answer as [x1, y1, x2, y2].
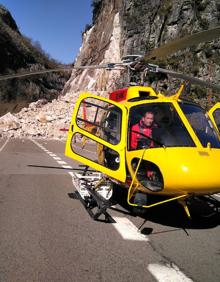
[157, 67, 220, 92]
[145, 26, 220, 60]
[0, 68, 71, 81]
[0, 63, 122, 81]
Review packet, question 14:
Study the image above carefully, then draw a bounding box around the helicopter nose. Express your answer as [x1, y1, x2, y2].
[162, 148, 220, 195]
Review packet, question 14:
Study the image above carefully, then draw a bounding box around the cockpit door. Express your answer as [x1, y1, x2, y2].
[208, 102, 220, 134]
[65, 93, 127, 183]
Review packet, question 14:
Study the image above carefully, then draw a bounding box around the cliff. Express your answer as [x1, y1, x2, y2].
[0, 5, 70, 116]
[63, 0, 123, 95]
[63, 0, 220, 108]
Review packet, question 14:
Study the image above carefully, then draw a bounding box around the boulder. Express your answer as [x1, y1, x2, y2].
[0, 112, 20, 132]
[36, 112, 47, 123]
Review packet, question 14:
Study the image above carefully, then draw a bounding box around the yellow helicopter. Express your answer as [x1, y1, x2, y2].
[1, 27, 220, 221]
[64, 28, 220, 221]
[64, 80, 220, 220]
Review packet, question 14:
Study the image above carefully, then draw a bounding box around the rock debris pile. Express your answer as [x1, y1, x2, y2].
[0, 90, 108, 139]
[0, 93, 77, 139]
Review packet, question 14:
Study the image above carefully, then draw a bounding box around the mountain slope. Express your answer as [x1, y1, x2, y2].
[0, 5, 70, 116]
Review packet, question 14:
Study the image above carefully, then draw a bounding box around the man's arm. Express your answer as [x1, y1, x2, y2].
[130, 125, 138, 149]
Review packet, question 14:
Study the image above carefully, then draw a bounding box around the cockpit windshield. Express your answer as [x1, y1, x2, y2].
[179, 103, 220, 148]
[213, 108, 220, 131]
[128, 102, 195, 150]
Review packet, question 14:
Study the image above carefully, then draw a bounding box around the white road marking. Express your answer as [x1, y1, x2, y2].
[112, 217, 149, 241]
[0, 138, 10, 152]
[53, 157, 61, 161]
[148, 263, 193, 282]
[32, 139, 73, 170]
[49, 153, 57, 157]
[57, 160, 67, 165]
[214, 194, 220, 198]
[62, 165, 72, 169]
[32, 139, 40, 147]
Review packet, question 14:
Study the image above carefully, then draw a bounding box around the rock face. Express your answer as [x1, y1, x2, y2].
[63, 0, 220, 108]
[0, 5, 70, 116]
[63, 0, 123, 97]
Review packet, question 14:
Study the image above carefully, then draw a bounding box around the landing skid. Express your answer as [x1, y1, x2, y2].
[71, 166, 114, 222]
[74, 190, 114, 222]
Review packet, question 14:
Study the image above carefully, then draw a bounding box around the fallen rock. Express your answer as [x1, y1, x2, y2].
[0, 90, 78, 139]
[36, 112, 47, 123]
[0, 112, 20, 132]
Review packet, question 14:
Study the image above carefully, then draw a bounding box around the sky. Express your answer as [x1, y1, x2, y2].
[1, 0, 93, 64]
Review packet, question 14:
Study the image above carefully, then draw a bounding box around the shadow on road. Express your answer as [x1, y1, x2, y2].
[68, 185, 220, 231]
[110, 188, 220, 230]
[30, 164, 219, 230]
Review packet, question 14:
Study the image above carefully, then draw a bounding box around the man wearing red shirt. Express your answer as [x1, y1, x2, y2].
[130, 111, 155, 150]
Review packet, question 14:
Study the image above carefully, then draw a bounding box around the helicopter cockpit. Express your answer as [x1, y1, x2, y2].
[126, 100, 220, 193]
[128, 101, 220, 150]
[179, 103, 220, 148]
[128, 102, 194, 150]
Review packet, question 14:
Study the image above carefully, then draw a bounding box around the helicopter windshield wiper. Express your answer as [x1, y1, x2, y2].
[131, 130, 165, 148]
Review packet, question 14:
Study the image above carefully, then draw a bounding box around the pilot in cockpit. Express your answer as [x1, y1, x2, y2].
[130, 111, 157, 150]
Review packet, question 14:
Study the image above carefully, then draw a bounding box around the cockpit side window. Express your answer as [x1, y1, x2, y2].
[213, 109, 220, 131]
[180, 103, 220, 148]
[128, 102, 195, 150]
[76, 98, 122, 146]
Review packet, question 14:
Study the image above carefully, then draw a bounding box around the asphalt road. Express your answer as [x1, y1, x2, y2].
[0, 138, 219, 282]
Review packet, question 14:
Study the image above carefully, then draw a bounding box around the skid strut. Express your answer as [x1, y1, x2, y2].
[72, 165, 113, 222]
